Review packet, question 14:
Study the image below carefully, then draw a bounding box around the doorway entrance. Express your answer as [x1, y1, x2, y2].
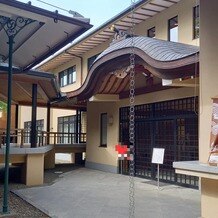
[119, 97, 198, 188]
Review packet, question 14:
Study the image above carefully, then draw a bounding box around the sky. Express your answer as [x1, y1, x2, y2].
[18, 0, 132, 29]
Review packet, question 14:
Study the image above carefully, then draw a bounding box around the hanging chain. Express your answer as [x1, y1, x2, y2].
[194, 0, 200, 116]
[129, 0, 136, 217]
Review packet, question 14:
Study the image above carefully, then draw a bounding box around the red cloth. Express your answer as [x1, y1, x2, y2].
[115, 144, 128, 154]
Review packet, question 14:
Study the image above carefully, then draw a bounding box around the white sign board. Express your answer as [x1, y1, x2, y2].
[152, 148, 165, 164]
[209, 153, 218, 164]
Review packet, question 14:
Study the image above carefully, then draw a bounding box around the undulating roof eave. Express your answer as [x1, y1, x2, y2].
[66, 37, 199, 101]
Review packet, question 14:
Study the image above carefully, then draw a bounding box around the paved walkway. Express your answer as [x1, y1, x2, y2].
[14, 168, 200, 218]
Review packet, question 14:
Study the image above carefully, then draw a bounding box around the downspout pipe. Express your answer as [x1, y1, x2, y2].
[64, 51, 83, 86]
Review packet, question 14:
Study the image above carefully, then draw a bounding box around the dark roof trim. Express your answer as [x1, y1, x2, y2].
[0, 0, 92, 28]
[0, 65, 56, 79]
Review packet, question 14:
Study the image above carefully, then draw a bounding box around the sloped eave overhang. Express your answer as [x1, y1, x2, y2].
[67, 36, 199, 100]
[0, 0, 92, 70]
[0, 65, 61, 106]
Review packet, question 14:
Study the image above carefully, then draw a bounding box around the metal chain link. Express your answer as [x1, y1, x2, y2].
[194, 0, 200, 116]
[129, 0, 135, 217]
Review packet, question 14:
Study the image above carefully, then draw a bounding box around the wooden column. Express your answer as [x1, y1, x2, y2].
[15, 104, 19, 143]
[31, 84, 37, 148]
[47, 102, 51, 145]
[200, 1, 218, 217]
[76, 109, 79, 143]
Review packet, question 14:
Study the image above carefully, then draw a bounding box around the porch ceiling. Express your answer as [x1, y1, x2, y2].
[0, 67, 60, 106]
[66, 36, 199, 101]
[37, 0, 181, 72]
[0, 0, 92, 71]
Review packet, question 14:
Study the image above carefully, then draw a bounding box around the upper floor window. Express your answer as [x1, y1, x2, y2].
[147, 27, 155, 38]
[59, 66, 76, 87]
[168, 16, 178, 42]
[88, 53, 100, 70]
[193, 5, 200, 39]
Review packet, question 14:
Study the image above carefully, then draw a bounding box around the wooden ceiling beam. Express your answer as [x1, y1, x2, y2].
[149, 3, 168, 9]
[83, 42, 100, 46]
[77, 45, 95, 49]
[107, 77, 123, 93]
[101, 76, 117, 93]
[134, 11, 152, 17]
[126, 16, 145, 22]
[115, 23, 132, 28]
[102, 30, 114, 34]
[140, 7, 160, 13]
[18, 101, 48, 107]
[0, 93, 18, 104]
[15, 82, 32, 98]
[38, 82, 49, 101]
[162, 0, 178, 3]
[98, 74, 113, 93]
[73, 47, 90, 51]
[115, 76, 129, 93]
[95, 35, 110, 39]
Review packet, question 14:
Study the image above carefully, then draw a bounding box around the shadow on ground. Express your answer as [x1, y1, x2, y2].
[0, 164, 82, 185]
[0, 164, 82, 217]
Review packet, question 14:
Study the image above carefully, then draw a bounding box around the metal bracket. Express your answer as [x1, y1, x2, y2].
[0, 15, 35, 37]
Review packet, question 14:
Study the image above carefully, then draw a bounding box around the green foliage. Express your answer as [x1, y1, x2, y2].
[0, 101, 7, 111]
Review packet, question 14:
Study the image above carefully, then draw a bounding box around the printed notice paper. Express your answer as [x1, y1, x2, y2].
[152, 148, 165, 164]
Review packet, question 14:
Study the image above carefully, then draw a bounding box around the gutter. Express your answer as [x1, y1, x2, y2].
[0, 65, 55, 78]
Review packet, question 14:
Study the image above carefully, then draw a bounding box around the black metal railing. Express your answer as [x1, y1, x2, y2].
[0, 128, 86, 148]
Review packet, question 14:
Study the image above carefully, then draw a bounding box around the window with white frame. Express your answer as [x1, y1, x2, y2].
[59, 66, 76, 87]
[168, 16, 178, 42]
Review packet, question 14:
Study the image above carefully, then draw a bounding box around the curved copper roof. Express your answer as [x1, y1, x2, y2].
[67, 36, 199, 100]
[96, 36, 199, 62]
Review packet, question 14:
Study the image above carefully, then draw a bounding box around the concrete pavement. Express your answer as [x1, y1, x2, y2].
[13, 168, 200, 218]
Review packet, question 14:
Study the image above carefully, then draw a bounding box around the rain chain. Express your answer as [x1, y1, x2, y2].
[129, 0, 136, 217]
